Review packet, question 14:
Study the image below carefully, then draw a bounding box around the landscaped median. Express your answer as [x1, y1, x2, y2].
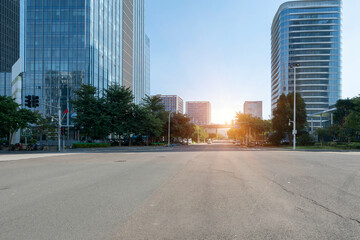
[72, 143, 111, 148]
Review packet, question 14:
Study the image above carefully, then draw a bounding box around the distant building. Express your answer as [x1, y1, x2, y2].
[0, 0, 20, 96]
[244, 101, 263, 119]
[186, 101, 211, 126]
[157, 95, 184, 114]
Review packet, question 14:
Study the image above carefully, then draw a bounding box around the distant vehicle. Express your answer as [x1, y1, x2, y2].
[183, 139, 192, 145]
[207, 139, 212, 144]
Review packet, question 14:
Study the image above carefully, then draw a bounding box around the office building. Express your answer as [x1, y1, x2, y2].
[271, 0, 342, 127]
[244, 101, 263, 119]
[186, 101, 211, 126]
[0, 0, 20, 96]
[20, 0, 147, 118]
[157, 95, 184, 114]
[133, 0, 145, 104]
[145, 34, 150, 96]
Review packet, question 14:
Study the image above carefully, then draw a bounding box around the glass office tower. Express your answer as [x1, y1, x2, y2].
[22, 0, 146, 118]
[133, 0, 145, 104]
[271, 0, 341, 127]
[0, 0, 20, 96]
[145, 34, 150, 96]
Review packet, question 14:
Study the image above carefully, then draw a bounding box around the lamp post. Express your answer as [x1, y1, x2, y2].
[289, 63, 300, 150]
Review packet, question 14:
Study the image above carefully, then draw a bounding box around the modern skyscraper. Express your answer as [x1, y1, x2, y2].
[271, 0, 342, 127]
[0, 0, 20, 96]
[145, 34, 150, 96]
[21, 0, 147, 118]
[133, 0, 145, 104]
[157, 95, 183, 114]
[123, 0, 134, 90]
[244, 101, 263, 119]
[186, 101, 211, 126]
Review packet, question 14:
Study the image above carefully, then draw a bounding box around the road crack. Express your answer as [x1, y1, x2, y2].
[270, 179, 360, 225]
[211, 169, 242, 180]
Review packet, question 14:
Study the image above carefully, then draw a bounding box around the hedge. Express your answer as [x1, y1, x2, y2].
[72, 143, 111, 148]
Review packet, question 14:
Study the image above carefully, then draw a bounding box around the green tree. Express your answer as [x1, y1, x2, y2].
[315, 128, 330, 146]
[334, 98, 356, 126]
[333, 96, 360, 142]
[0, 96, 38, 145]
[167, 113, 194, 142]
[72, 84, 111, 141]
[192, 125, 209, 143]
[343, 111, 360, 142]
[35, 115, 57, 145]
[272, 93, 307, 145]
[105, 84, 133, 145]
[142, 95, 168, 142]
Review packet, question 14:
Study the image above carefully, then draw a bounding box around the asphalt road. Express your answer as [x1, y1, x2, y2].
[0, 145, 359, 239]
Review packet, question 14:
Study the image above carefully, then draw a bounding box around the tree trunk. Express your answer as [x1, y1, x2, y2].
[9, 131, 14, 147]
[119, 135, 121, 146]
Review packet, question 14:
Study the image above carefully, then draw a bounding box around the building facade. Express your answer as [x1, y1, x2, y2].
[0, 0, 20, 96]
[20, 0, 147, 118]
[244, 101, 263, 119]
[271, 0, 342, 127]
[186, 101, 211, 126]
[133, 0, 145, 104]
[157, 95, 183, 114]
[145, 34, 150, 96]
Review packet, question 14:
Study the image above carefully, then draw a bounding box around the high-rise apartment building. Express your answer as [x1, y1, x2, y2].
[0, 0, 20, 96]
[20, 0, 147, 118]
[186, 101, 211, 126]
[145, 34, 150, 96]
[157, 95, 183, 114]
[272, 0, 341, 127]
[244, 101, 263, 119]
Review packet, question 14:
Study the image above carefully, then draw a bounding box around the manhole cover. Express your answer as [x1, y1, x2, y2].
[115, 160, 127, 163]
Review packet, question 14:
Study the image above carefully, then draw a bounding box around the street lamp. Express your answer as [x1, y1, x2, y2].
[289, 63, 300, 150]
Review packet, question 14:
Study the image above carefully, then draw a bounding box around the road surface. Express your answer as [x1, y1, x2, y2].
[0, 145, 359, 239]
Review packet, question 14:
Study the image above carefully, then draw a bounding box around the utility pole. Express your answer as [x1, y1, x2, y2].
[290, 63, 300, 151]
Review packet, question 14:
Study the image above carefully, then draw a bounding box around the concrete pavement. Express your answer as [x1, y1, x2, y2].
[0, 145, 359, 239]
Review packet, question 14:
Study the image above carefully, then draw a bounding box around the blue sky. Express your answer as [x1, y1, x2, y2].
[145, 0, 360, 124]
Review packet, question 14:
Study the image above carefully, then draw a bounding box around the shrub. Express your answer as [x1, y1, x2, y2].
[297, 133, 315, 146]
[268, 132, 285, 146]
[72, 143, 111, 148]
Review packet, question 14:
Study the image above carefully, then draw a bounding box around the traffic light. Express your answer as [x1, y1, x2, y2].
[61, 127, 65, 135]
[32, 95, 39, 108]
[25, 95, 32, 108]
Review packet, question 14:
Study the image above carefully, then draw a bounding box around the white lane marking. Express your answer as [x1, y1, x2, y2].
[332, 152, 360, 156]
[0, 153, 80, 162]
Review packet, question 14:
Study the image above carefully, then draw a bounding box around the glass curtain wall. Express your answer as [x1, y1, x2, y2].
[0, 0, 20, 96]
[271, 0, 342, 127]
[23, 0, 124, 122]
